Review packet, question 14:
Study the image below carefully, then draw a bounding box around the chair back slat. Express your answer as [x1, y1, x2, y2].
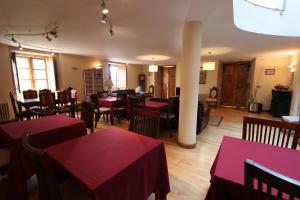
[244, 159, 300, 200]
[129, 108, 160, 138]
[57, 90, 71, 104]
[80, 102, 94, 133]
[243, 117, 300, 149]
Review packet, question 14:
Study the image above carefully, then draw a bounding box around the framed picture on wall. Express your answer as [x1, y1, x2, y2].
[265, 68, 275, 75]
[199, 67, 206, 84]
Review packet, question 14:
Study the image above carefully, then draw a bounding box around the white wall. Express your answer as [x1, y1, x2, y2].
[127, 64, 145, 89]
[253, 56, 291, 110]
[290, 52, 300, 115]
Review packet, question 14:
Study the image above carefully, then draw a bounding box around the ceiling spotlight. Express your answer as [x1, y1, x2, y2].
[50, 50, 55, 56]
[109, 23, 114, 36]
[101, 0, 109, 14]
[11, 35, 17, 43]
[45, 33, 52, 42]
[18, 43, 23, 51]
[101, 15, 107, 24]
[49, 30, 58, 38]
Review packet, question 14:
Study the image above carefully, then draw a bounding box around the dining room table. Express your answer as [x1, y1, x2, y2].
[45, 126, 170, 200]
[0, 115, 87, 200]
[98, 96, 119, 125]
[205, 136, 300, 200]
[145, 101, 168, 113]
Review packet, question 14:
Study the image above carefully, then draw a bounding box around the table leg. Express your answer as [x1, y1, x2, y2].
[110, 105, 114, 125]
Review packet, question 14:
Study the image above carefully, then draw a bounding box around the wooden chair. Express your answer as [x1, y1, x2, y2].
[39, 89, 51, 94]
[115, 92, 127, 123]
[149, 85, 155, 97]
[160, 97, 179, 137]
[23, 90, 38, 99]
[81, 102, 95, 133]
[129, 108, 160, 138]
[206, 87, 218, 107]
[97, 91, 108, 98]
[127, 95, 145, 119]
[126, 89, 136, 95]
[36, 92, 57, 117]
[57, 91, 73, 116]
[22, 134, 89, 200]
[242, 117, 300, 149]
[244, 159, 300, 200]
[89, 94, 109, 127]
[9, 92, 26, 121]
[149, 97, 168, 102]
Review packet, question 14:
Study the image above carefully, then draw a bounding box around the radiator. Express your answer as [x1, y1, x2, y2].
[0, 102, 10, 122]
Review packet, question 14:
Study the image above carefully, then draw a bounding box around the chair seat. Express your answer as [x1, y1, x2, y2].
[99, 107, 110, 113]
[0, 149, 10, 168]
[160, 113, 176, 119]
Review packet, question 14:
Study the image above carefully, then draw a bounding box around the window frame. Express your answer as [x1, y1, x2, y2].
[108, 63, 127, 90]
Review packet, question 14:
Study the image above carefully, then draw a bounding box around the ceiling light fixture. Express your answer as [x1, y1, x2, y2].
[149, 58, 158, 72]
[244, 0, 287, 14]
[101, 14, 107, 24]
[18, 43, 23, 51]
[100, 0, 114, 36]
[101, 0, 109, 14]
[203, 52, 216, 71]
[11, 35, 17, 43]
[45, 33, 52, 42]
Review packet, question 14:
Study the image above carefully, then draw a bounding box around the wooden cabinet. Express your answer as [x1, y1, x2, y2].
[270, 90, 292, 117]
[83, 68, 103, 96]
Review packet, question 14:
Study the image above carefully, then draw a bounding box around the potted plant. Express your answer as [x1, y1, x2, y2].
[248, 85, 263, 113]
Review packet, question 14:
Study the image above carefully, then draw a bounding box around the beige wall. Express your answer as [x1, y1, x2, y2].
[56, 53, 106, 100]
[253, 56, 291, 110]
[126, 64, 145, 89]
[199, 61, 220, 95]
[0, 43, 15, 119]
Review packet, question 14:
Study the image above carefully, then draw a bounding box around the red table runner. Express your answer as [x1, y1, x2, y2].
[46, 127, 170, 200]
[0, 115, 87, 200]
[205, 136, 300, 200]
[145, 101, 168, 112]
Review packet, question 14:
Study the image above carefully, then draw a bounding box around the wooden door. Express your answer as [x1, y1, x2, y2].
[162, 68, 169, 98]
[161, 67, 176, 98]
[221, 62, 250, 107]
[168, 68, 176, 97]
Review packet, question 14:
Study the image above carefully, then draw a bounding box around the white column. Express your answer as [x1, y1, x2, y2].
[290, 52, 300, 115]
[178, 21, 203, 148]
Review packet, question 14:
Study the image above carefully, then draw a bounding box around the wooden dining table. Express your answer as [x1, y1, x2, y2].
[17, 96, 76, 119]
[46, 127, 170, 200]
[205, 136, 300, 200]
[0, 115, 87, 200]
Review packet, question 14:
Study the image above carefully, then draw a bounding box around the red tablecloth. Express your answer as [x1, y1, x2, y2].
[145, 101, 168, 112]
[98, 97, 118, 125]
[46, 126, 170, 200]
[205, 136, 300, 200]
[0, 115, 87, 200]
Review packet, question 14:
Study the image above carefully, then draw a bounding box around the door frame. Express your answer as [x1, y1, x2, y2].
[219, 60, 255, 107]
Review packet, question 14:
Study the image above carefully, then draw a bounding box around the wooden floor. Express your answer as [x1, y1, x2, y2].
[0, 107, 278, 200]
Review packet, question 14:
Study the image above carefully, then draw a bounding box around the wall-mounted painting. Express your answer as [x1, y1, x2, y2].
[199, 67, 206, 84]
[265, 68, 275, 75]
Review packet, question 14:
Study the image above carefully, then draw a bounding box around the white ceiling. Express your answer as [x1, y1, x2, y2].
[0, 0, 299, 64]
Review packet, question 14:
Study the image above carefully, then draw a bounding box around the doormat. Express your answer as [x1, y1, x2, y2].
[208, 116, 223, 126]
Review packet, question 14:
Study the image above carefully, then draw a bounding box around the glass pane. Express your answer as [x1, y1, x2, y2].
[34, 70, 47, 79]
[17, 69, 31, 79]
[32, 59, 46, 69]
[16, 57, 30, 69]
[35, 80, 48, 90]
[118, 68, 126, 89]
[19, 80, 32, 91]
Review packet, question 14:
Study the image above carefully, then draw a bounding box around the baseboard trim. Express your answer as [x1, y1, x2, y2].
[177, 141, 196, 149]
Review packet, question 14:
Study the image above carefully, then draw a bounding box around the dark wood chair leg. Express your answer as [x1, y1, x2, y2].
[167, 118, 172, 138]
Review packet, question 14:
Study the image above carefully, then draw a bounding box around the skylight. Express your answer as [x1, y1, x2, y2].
[233, 0, 300, 36]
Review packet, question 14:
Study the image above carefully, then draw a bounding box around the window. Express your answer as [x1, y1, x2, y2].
[12, 53, 56, 94]
[109, 63, 127, 89]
